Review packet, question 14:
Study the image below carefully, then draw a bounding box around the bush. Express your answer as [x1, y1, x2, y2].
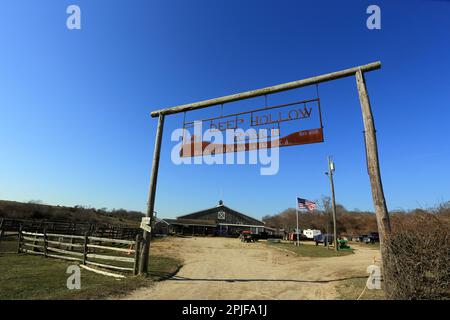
[384, 212, 450, 300]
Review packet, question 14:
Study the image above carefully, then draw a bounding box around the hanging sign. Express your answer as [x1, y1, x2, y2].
[180, 98, 324, 157]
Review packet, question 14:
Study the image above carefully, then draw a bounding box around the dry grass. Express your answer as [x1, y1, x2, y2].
[0, 239, 181, 300]
[336, 277, 385, 300]
[266, 241, 354, 257]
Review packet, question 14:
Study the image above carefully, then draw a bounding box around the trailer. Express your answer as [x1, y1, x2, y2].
[303, 229, 322, 240]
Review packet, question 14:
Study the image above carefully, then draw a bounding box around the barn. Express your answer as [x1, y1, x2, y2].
[155, 200, 268, 237]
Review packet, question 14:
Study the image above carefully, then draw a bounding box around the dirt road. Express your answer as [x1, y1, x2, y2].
[122, 237, 380, 300]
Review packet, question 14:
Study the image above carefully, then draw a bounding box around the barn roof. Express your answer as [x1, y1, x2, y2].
[162, 218, 217, 227]
[177, 202, 264, 226]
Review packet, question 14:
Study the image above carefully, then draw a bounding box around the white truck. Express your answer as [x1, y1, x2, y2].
[303, 229, 322, 240]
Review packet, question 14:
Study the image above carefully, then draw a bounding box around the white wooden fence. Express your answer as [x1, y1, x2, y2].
[17, 229, 141, 275]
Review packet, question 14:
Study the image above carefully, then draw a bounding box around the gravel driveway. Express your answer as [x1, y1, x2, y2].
[121, 237, 379, 300]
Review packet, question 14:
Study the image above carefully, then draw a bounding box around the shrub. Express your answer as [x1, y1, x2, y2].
[384, 212, 450, 300]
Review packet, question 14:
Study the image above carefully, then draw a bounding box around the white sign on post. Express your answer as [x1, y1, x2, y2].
[141, 217, 151, 225]
[140, 222, 152, 233]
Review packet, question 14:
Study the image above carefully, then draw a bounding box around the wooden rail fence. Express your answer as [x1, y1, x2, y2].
[0, 218, 141, 240]
[17, 229, 141, 275]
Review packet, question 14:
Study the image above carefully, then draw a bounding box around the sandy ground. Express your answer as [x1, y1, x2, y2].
[121, 237, 380, 300]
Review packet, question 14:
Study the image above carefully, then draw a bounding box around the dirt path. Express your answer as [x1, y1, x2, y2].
[122, 237, 380, 300]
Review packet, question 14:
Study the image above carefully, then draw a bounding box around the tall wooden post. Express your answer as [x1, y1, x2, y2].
[325, 210, 330, 249]
[355, 69, 391, 281]
[139, 113, 165, 275]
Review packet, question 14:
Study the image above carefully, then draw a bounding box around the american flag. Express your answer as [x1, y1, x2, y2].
[297, 197, 316, 211]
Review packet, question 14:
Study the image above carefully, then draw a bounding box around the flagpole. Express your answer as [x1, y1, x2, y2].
[295, 198, 300, 246]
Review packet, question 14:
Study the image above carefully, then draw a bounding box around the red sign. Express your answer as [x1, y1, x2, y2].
[180, 98, 324, 157]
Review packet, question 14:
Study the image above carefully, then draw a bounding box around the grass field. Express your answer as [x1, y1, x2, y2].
[0, 239, 181, 300]
[266, 241, 354, 257]
[336, 277, 385, 300]
[349, 241, 381, 250]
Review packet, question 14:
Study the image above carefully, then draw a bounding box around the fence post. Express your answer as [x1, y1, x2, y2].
[83, 232, 88, 265]
[133, 235, 140, 276]
[69, 237, 74, 251]
[17, 225, 23, 254]
[43, 228, 48, 258]
[32, 233, 39, 252]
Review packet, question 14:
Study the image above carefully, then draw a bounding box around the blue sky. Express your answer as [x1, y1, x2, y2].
[0, 0, 449, 219]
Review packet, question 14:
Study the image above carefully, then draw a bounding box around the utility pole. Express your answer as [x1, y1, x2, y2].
[325, 205, 330, 250]
[326, 156, 338, 251]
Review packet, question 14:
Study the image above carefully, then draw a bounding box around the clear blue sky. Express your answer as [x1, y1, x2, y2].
[1, 0, 449, 219]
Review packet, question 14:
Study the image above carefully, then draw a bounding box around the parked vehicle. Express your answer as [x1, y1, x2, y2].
[337, 238, 351, 250]
[363, 232, 379, 244]
[257, 231, 283, 240]
[314, 233, 334, 246]
[239, 231, 258, 243]
[355, 234, 367, 242]
[288, 232, 308, 241]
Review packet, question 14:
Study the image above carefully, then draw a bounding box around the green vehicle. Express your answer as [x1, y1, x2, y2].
[338, 238, 352, 250]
